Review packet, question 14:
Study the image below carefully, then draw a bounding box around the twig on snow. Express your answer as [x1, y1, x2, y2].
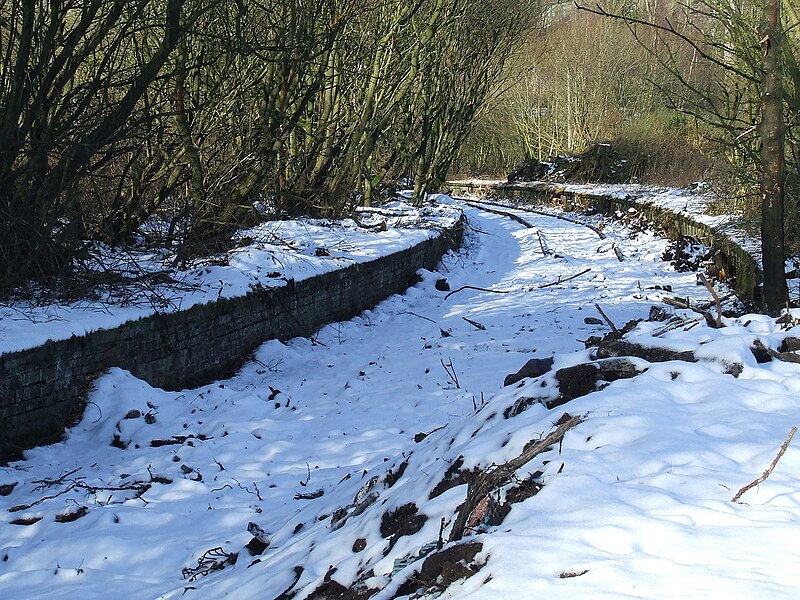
[440, 358, 460, 389]
[403, 311, 437, 324]
[732, 426, 797, 503]
[537, 231, 551, 255]
[444, 285, 511, 300]
[182, 547, 238, 581]
[299, 463, 311, 487]
[462, 316, 487, 331]
[594, 303, 620, 335]
[31, 468, 81, 491]
[538, 268, 592, 289]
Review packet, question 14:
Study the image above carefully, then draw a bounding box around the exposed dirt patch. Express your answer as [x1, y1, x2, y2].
[553, 363, 600, 405]
[393, 542, 484, 599]
[383, 460, 408, 489]
[10, 515, 42, 526]
[55, 506, 88, 523]
[506, 471, 544, 504]
[429, 456, 480, 499]
[662, 235, 714, 272]
[508, 143, 638, 184]
[595, 339, 696, 363]
[305, 579, 377, 600]
[380, 503, 427, 553]
[503, 356, 554, 387]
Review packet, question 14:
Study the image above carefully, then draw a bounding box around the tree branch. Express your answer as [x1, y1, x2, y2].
[732, 426, 797, 503]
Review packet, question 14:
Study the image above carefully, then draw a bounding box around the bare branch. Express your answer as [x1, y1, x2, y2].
[732, 426, 797, 503]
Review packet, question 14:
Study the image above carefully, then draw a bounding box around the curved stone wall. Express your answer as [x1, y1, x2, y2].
[446, 181, 760, 303]
[0, 221, 464, 462]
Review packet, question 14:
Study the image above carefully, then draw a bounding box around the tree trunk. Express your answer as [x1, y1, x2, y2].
[760, 0, 788, 314]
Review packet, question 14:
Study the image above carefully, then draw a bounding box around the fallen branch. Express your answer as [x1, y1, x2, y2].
[444, 285, 511, 300]
[662, 296, 719, 328]
[10, 478, 154, 512]
[594, 303, 619, 335]
[766, 347, 800, 364]
[294, 488, 324, 500]
[732, 426, 797, 503]
[652, 316, 702, 337]
[697, 292, 734, 311]
[449, 413, 583, 541]
[697, 273, 723, 327]
[538, 268, 592, 289]
[462, 316, 486, 331]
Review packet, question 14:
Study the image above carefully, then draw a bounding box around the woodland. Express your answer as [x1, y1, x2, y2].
[5, 3, 800, 597]
[1, 0, 799, 310]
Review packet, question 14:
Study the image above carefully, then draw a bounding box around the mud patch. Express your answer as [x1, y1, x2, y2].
[429, 456, 479, 499]
[380, 503, 427, 553]
[393, 541, 484, 599]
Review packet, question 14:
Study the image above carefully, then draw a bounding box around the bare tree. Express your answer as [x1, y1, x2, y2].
[0, 0, 545, 296]
[760, 0, 789, 312]
[579, 0, 794, 312]
[0, 0, 188, 293]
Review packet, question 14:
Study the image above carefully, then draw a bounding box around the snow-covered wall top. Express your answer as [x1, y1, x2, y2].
[0, 202, 460, 356]
[0, 212, 463, 462]
[446, 180, 760, 303]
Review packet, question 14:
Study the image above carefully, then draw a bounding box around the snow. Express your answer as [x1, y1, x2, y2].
[0, 201, 459, 356]
[2, 196, 800, 599]
[448, 178, 763, 262]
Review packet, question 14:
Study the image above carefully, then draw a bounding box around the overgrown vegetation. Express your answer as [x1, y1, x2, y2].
[4, 0, 800, 311]
[455, 4, 715, 187]
[575, 0, 797, 312]
[0, 0, 541, 297]
[456, 0, 800, 311]
[460, 0, 799, 210]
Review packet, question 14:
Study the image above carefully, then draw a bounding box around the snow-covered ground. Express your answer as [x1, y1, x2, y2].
[448, 179, 762, 260]
[2, 196, 800, 599]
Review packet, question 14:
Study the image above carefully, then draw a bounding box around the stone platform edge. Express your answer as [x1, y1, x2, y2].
[446, 181, 759, 303]
[0, 218, 464, 462]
